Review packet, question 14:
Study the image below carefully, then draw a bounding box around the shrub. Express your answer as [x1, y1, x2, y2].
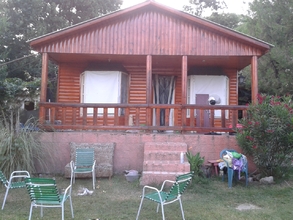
[236, 94, 293, 178]
[0, 117, 51, 176]
[186, 151, 205, 178]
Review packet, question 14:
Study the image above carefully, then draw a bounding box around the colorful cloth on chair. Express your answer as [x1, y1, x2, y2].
[232, 155, 247, 179]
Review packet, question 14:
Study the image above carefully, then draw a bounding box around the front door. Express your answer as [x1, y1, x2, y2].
[196, 94, 210, 127]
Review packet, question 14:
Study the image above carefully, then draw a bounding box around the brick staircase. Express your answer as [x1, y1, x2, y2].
[140, 142, 190, 185]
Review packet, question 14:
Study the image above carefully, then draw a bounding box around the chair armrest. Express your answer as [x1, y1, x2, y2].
[142, 185, 160, 196]
[160, 180, 176, 191]
[61, 184, 72, 203]
[9, 171, 30, 183]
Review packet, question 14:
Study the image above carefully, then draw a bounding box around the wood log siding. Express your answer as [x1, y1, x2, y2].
[34, 10, 264, 56]
[56, 64, 238, 129]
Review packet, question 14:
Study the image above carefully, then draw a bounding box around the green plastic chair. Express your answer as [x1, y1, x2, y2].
[70, 148, 96, 189]
[136, 172, 193, 220]
[0, 170, 30, 210]
[220, 149, 248, 188]
[25, 177, 74, 220]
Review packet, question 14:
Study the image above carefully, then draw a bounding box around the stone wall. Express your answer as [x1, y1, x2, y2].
[64, 142, 115, 178]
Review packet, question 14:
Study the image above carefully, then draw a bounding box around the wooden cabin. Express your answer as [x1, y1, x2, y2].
[29, 0, 272, 134]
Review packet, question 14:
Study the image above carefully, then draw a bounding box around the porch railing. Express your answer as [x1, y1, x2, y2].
[38, 102, 248, 133]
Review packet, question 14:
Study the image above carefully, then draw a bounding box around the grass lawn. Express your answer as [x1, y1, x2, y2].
[1, 173, 293, 220]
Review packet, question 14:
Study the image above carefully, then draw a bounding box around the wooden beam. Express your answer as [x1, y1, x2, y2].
[181, 56, 188, 104]
[146, 55, 152, 104]
[146, 55, 152, 126]
[251, 56, 258, 104]
[182, 56, 188, 127]
[40, 53, 48, 102]
[39, 53, 48, 124]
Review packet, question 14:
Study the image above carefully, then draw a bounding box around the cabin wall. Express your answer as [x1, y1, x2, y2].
[36, 131, 256, 175]
[56, 63, 238, 127]
[35, 10, 264, 56]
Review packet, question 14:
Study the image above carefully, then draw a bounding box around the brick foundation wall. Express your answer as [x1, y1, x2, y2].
[36, 131, 255, 175]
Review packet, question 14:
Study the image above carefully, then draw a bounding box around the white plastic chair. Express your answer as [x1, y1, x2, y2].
[0, 170, 30, 210]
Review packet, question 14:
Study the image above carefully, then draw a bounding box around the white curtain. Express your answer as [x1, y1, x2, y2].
[81, 71, 121, 114]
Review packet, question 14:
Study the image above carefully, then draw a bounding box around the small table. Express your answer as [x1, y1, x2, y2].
[207, 159, 223, 176]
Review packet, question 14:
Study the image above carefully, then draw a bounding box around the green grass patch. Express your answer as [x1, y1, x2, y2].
[1, 174, 293, 220]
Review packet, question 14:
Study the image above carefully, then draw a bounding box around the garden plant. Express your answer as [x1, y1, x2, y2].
[0, 116, 51, 176]
[236, 94, 293, 178]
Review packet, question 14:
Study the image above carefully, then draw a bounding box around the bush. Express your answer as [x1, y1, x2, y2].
[186, 151, 205, 177]
[236, 94, 293, 178]
[0, 117, 50, 176]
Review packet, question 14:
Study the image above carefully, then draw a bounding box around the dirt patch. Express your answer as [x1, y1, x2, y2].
[236, 203, 261, 211]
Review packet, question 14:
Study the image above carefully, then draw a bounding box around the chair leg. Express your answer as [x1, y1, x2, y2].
[62, 204, 64, 220]
[160, 203, 165, 220]
[1, 187, 10, 210]
[29, 204, 33, 220]
[178, 198, 185, 220]
[92, 170, 95, 189]
[69, 196, 74, 218]
[136, 197, 144, 220]
[228, 169, 234, 188]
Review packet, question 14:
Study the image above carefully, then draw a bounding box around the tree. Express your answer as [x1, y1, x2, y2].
[0, 0, 122, 120]
[205, 12, 243, 29]
[240, 0, 293, 96]
[183, 0, 227, 17]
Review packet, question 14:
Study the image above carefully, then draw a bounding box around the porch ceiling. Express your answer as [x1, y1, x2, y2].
[49, 53, 252, 70]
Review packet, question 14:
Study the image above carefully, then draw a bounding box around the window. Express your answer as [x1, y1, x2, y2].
[80, 71, 128, 116]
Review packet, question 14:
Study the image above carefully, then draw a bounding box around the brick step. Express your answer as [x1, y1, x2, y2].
[140, 142, 190, 185]
[140, 171, 189, 186]
[143, 151, 186, 161]
[144, 142, 187, 152]
[143, 161, 190, 172]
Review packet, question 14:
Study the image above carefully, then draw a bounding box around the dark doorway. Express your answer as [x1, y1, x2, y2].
[153, 75, 175, 126]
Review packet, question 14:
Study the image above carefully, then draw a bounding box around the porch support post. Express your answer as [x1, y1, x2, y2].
[181, 56, 188, 127]
[39, 53, 49, 123]
[251, 55, 258, 104]
[146, 55, 152, 126]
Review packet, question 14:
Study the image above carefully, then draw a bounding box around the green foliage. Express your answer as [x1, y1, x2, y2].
[183, 0, 227, 16]
[236, 94, 293, 178]
[0, 0, 122, 117]
[241, 0, 293, 96]
[206, 12, 244, 29]
[0, 117, 50, 176]
[186, 151, 205, 178]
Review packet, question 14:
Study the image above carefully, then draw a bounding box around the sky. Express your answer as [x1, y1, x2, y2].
[122, 0, 253, 15]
